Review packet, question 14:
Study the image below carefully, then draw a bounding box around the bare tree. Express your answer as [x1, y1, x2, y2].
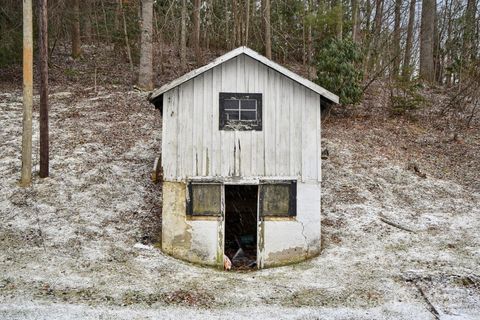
[38, 0, 49, 178]
[138, 0, 154, 90]
[21, 0, 33, 186]
[352, 0, 360, 44]
[71, 0, 82, 58]
[392, 0, 402, 78]
[232, 0, 239, 46]
[366, 0, 384, 73]
[307, 0, 314, 79]
[420, 0, 436, 81]
[245, 0, 250, 46]
[402, 0, 416, 78]
[193, 0, 201, 64]
[263, 0, 272, 59]
[83, 0, 93, 43]
[119, 0, 133, 71]
[180, 0, 187, 68]
[464, 0, 477, 62]
[334, 0, 343, 40]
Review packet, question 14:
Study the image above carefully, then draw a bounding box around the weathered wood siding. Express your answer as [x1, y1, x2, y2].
[162, 54, 321, 181]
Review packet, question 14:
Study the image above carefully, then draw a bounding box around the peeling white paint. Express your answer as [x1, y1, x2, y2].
[261, 182, 321, 267]
[161, 55, 322, 182]
[160, 53, 325, 268]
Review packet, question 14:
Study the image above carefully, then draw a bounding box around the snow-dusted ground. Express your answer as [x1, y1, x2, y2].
[1, 89, 479, 319]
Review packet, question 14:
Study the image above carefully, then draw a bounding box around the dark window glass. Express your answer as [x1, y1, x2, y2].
[219, 93, 262, 131]
[224, 99, 239, 109]
[259, 181, 297, 217]
[187, 183, 222, 216]
[226, 110, 240, 120]
[241, 99, 257, 110]
[240, 110, 257, 120]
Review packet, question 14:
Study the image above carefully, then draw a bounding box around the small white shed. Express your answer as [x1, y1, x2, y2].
[149, 47, 339, 269]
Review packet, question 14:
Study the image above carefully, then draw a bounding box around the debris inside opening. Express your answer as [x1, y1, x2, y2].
[224, 185, 258, 270]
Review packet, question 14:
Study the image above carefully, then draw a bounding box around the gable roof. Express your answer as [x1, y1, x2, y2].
[149, 46, 339, 104]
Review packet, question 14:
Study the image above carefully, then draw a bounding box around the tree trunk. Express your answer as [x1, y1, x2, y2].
[245, 0, 250, 46]
[193, 0, 201, 65]
[444, 0, 453, 85]
[138, 0, 154, 90]
[352, 0, 360, 44]
[205, 0, 212, 50]
[335, 0, 343, 40]
[119, 0, 133, 71]
[263, 0, 272, 59]
[392, 0, 402, 78]
[307, 0, 313, 79]
[433, 6, 441, 83]
[83, 0, 93, 43]
[71, 0, 82, 58]
[464, 0, 477, 62]
[38, 0, 49, 178]
[419, 0, 436, 82]
[100, 0, 110, 40]
[225, 0, 230, 48]
[402, 0, 416, 78]
[180, 0, 187, 68]
[232, 0, 238, 47]
[21, 0, 33, 186]
[366, 0, 384, 73]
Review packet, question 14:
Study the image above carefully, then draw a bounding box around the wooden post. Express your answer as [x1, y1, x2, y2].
[38, 0, 49, 178]
[21, 0, 33, 187]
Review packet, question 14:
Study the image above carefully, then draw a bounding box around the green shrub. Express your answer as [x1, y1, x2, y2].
[390, 77, 427, 115]
[314, 38, 364, 105]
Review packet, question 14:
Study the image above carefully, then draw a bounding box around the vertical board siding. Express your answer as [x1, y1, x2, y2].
[163, 54, 321, 182]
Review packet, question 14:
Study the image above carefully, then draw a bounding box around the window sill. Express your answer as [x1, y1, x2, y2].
[262, 216, 296, 222]
[186, 215, 222, 221]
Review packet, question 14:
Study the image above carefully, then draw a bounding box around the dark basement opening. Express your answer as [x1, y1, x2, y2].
[224, 185, 258, 270]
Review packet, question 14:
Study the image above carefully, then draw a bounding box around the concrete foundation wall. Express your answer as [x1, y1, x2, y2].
[260, 182, 321, 268]
[161, 180, 321, 269]
[162, 181, 222, 267]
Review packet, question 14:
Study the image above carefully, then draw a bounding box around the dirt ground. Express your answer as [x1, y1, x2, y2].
[0, 45, 479, 319]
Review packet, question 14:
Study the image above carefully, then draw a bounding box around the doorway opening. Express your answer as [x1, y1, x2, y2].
[224, 185, 258, 270]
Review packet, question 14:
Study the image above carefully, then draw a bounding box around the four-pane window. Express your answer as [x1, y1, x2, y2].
[219, 93, 262, 130]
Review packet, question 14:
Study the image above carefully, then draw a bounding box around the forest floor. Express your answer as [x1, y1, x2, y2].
[0, 44, 479, 319]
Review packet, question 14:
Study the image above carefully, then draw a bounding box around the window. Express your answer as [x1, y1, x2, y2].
[187, 182, 222, 216]
[259, 180, 297, 217]
[219, 93, 262, 131]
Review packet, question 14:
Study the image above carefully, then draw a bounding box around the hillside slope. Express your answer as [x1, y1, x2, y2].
[1, 81, 479, 319]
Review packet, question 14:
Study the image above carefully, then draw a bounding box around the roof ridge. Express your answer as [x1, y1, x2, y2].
[149, 47, 339, 104]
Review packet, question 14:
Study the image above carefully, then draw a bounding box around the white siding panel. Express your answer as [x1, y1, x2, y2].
[302, 89, 318, 180]
[203, 70, 213, 176]
[211, 67, 222, 176]
[264, 68, 276, 176]
[162, 90, 177, 180]
[221, 58, 237, 176]
[162, 54, 321, 182]
[277, 76, 290, 176]
[193, 76, 203, 176]
[291, 83, 302, 177]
